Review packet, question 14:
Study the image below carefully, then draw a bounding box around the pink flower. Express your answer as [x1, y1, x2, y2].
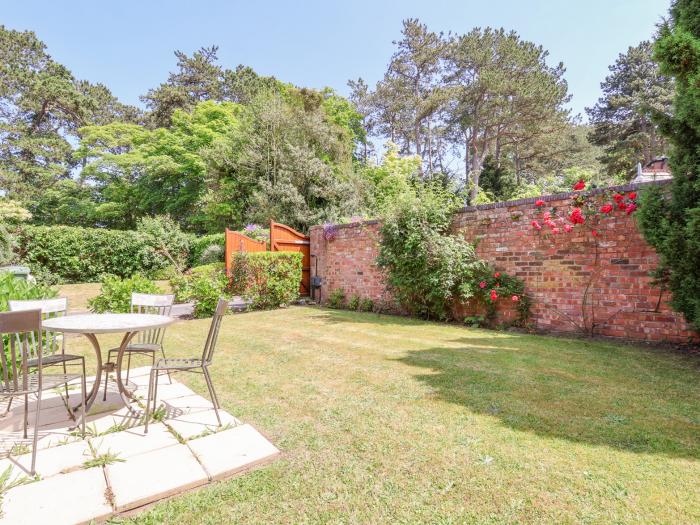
[479, 281, 486, 289]
[600, 203, 613, 214]
[552, 227, 560, 234]
[626, 202, 637, 215]
[543, 211, 551, 220]
[531, 220, 542, 231]
[489, 290, 498, 301]
[535, 199, 545, 207]
[573, 179, 586, 191]
[512, 295, 519, 302]
[564, 224, 573, 233]
[494, 272, 501, 278]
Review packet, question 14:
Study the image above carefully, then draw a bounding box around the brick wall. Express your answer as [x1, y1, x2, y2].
[309, 181, 699, 344]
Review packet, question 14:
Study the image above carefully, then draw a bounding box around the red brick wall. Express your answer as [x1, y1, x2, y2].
[310, 182, 699, 344]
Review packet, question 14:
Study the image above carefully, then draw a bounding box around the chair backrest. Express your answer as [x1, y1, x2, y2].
[0, 309, 43, 393]
[9, 297, 68, 358]
[201, 298, 228, 364]
[131, 293, 175, 346]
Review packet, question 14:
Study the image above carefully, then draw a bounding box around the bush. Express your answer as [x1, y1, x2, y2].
[88, 274, 163, 313]
[18, 225, 173, 283]
[348, 294, 361, 310]
[0, 272, 57, 312]
[189, 233, 225, 266]
[136, 216, 192, 272]
[327, 288, 346, 309]
[377, 187, 486, 320]
[230, 252, 301, 309]
[359, 298, 374, 312]
[198, 244, 224, 265]
[169, 263, 228, 318]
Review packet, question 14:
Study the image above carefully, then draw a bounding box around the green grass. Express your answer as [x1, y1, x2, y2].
[58, 306, 700, 524]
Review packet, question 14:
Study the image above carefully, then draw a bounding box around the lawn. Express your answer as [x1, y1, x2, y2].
[46, 289, 700, 524]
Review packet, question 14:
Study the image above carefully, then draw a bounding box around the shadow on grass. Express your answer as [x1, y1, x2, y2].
[395, 336, 700, 459]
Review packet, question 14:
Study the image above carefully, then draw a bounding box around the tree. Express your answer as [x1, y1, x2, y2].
[587, 41, 674, 177]
[638, 0, 700, 329]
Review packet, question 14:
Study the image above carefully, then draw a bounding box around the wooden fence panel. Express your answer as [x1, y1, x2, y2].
[269, 221, 310, 295]
[224, 228, 266, 277]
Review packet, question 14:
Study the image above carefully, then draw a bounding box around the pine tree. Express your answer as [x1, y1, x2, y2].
[638, 0, 700, 328]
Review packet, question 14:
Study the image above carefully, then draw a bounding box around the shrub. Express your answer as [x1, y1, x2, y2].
[198, 244, 224, 265]
[348, 294, 361, 310]
[169, 263, 228, 318]
[327, 288, 346, 309]
[377, 187, 487, 320]
[136, 216, 192, 272]
[88, 274, 163, 313]
[0, 272, 57, 312]
[359, 298, 374, 312]
[189, 233, 225, 266]
[230, 252, 301, 309]
[18, 225, 172, 283]
[469, 266, 530, 326]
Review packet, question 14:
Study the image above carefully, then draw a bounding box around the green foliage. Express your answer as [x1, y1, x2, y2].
[377, 185, 486, 320]
[469, 266, 530, 325]
[136, 215, 192, 271]
[168, 263, 228, 318]
[347, 294, 361, 311]
[327, 288, 346, 309]
[189, 234, 225, 266]
[639, 0, 700, 329]
[18, 225, 174, 283]
[359, 297, 374, 312]
[230, 252, 302, 309]
[0, 272, 56, 312]
[87, 274, 162, 313]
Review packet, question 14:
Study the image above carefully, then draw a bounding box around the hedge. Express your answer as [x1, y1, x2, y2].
[18, 225, 172, 283]
[188, 233, 225, 266]
[230, 251, 302, 309]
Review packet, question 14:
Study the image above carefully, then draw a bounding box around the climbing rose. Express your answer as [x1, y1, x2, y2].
[600, 203, 613, 214]
[552, 227, 560, 234]
[626, 202, 637, 215]
[512, 295, 519, 302]
[495, 283, 500, 288]
[564, 224, 573, 233]
[531, 220, 542, 230]
[479, 281, 486, 289]
[628, 192, 637, 200]
[543, 211, 551, 220]
[573, 179, 586, 191]
[613, 193, 624, 203]
[489, 290, 498, 301]
[535, 199, 545, 207]
[592, 230, 599, 237]
[568, 208, 585, 224]
[494, 272, 501, 278]
[617, 201, 627, 210]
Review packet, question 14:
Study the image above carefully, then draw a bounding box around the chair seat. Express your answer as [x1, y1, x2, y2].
[27, 353, 84, 368]
[153, 358, 203, 371]
[0, 372, 84, 395]
[108, 343, 161, 354]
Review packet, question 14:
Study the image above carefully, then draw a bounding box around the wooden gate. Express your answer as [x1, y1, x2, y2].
[269, 221, 310, 295]
[224, 228, 266, 277]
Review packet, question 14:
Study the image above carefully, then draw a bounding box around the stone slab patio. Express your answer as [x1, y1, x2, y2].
[0, 366, 280, 524]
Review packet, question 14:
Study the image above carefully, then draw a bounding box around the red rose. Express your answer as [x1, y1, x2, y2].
[617, 201, 627, 210]
[592, 230, 598, 237]
[626, 202, 637, 215]
[494, 272, 501, 278]
[573, 179, 586, 191]
[552, 227, 560, 234]
[479, 281, 486, 289]
[564, 224, 573, 233]
[531, 220, 542, 231]
[512, 295, 519, 302]
[495, 283, 500, 287]
[628, 192, 637, 200]
[535, 199, 545, 207]
[613, 193, 624, 202]
[568, 208, 585, 225]
[600, 203, 613, 214]
[489, 290, 498, 301]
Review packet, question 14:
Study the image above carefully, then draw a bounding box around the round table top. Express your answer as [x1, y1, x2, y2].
[42, 313, 176, 334]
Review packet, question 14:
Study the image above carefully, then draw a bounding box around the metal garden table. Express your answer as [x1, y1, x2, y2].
[42, 313, 176, 422]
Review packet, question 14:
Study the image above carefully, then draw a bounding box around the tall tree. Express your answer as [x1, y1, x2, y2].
[587, 41, 674, 177]
[638, 0, 700, 329]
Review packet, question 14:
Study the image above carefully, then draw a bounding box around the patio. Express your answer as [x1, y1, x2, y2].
[0, 365, 279, 524]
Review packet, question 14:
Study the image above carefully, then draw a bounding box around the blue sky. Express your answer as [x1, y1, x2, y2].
[3, 0, 670, 118]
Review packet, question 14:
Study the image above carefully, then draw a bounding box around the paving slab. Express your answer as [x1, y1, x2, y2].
[188, 424, 280, 481]
[9, 438, 92, 478]
[90, 423, 179, 459]
[160, 393, 214, 411]
[105, 443, 208, 511]
[166, 408, 239, 440]
[0, 466, 111, 525]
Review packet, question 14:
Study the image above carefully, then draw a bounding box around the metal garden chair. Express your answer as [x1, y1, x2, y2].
[0, 309, 86, 475]
[144, 297, 227, 433]
[7, 298, 85, 415]
[102, 293, 175, 400]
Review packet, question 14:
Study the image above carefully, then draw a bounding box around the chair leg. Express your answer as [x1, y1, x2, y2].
[202, 367, 221, 426]
[23, 393, 29, 439]
[30, 390, 42, 476]
[81, 361, 87, 437]
[125, 352, 131, 385]
[161, 347, 172, 384]
[144, 369, 155, 434]
[2, 396, 13, 417]
[62, 357, 69, 402]
[152, 371, 160, 414]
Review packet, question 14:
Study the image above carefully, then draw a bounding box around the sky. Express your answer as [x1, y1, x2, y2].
[2, 0, 671, 119]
